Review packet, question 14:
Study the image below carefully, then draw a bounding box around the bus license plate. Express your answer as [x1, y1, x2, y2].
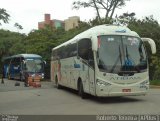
[122, 89, 131, 92]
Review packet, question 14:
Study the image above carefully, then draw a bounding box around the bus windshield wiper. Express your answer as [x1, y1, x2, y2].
[125, 45, 129, 60]
[125, 45, 135, 66]
[110, 45, 122, 73]
[125, 46, 140, 73]
[119, 45, 123, 67]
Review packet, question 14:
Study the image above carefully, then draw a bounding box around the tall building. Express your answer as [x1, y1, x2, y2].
[38, 14, 64, 29]
[53, 19, 64, 29]
[38, 14, 80, 31]
[64, 16, 80, 31]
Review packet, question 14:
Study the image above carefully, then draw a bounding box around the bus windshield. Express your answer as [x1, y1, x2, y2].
[97, 35, 147, 74]
[25, 59, 44, 73]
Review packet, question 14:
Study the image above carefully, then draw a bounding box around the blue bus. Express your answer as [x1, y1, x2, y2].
[3, 54, 45, 81]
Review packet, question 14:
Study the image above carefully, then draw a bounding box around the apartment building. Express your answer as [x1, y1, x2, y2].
[38, 14, 64, 29]
[64, 16, 80, 31]
[38, 14, 80, 31]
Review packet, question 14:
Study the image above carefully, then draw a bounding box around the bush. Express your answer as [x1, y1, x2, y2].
[150, 80, 160, 85]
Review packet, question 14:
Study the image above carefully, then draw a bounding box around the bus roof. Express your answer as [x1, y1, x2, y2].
[12, 54, 42, 58]
[52, 24, 140, 51]
[3, 54, 42, 61]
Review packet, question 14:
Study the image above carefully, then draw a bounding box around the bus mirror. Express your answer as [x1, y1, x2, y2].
[141, 38, 156, 54]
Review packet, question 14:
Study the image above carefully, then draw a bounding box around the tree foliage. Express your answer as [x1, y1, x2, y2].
[0, 8, 10, 25]
[0, 30, 26, 72]
[73, 0, 130, 23]
[14, 23, 23, 30]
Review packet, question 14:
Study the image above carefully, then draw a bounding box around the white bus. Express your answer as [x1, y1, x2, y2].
[51, 25, 156, 98]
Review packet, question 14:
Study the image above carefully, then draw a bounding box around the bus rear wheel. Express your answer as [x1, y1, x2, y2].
[78, 81, 87, 99]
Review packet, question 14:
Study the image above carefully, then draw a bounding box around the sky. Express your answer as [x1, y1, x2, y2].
[0, 0, 160, 34]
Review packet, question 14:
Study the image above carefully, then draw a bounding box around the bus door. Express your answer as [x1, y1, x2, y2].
[88, 47, 95, 95]
[68, 43, 77, 89]
[14, 57, 21, 79]
[78, 38, 95, 94]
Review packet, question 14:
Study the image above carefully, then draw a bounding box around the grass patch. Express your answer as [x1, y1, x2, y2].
[150, 80, 160, 86]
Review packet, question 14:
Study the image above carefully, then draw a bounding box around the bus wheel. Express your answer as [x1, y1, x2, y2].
[78, 81, 87, 99]
[55, 76, 62, 89]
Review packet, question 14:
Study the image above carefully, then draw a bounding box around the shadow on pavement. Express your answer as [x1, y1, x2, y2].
[54, 85, 145, 104]
[88, 96, 144, 104]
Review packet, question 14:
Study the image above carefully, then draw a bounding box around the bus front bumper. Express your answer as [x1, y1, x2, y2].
[95, 85, 149, 97]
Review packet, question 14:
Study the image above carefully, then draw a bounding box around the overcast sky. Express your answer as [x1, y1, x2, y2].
[0, 0, 160, 34]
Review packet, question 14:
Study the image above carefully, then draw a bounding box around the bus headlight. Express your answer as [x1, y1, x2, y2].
[41, 73, 44, 79]
[96, 79, 111, 86]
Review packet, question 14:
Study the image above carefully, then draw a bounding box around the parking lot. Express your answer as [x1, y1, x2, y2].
[0, 79, 160, 115]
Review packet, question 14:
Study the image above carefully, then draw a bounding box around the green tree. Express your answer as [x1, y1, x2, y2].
[73, 0, 130, 23]
[115, 12, 136, 25]
[150, 56, 160, 81]
[0, 29, 26, 73]
[14, 23, 23, 32]
[0, 30, 26, 58]
[0, 8, 10, 25]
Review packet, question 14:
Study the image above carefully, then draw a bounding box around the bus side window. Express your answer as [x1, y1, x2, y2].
[16, 57, 21, 68]
[68, 43, 77, 57]
[78, 38, 92, 61]
[88, 47, 94, 68]
[52, 50, 58, 60]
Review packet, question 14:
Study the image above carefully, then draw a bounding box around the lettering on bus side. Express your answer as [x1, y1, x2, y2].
[110, 76, 141, 81]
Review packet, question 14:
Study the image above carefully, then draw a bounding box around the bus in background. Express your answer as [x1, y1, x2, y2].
[51, 25, 156, 98]
[3, 54, 45, 81]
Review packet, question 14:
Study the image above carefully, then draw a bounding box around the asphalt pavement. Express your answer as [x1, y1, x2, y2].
[0, 79, 160, 115]
[0, 79, 52, 92]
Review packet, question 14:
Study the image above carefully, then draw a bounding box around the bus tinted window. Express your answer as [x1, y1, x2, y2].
[52, 43, 77, 60]
[66, 43, 77, 57]
[78, 39, 92, 61]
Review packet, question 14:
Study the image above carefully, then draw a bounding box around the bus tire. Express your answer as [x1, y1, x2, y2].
[78, 80, 87, 99]
[55, 76, 62, 89]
